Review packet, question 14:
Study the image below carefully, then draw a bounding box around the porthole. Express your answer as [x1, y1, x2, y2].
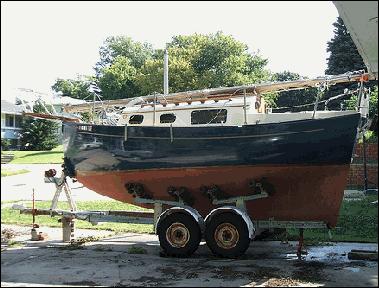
[160, 113, 176, 124]
[129, 115, 144, 124]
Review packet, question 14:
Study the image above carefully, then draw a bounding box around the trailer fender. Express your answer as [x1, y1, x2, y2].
[204, 206, 255, 239]
[155, 206, 205, 235]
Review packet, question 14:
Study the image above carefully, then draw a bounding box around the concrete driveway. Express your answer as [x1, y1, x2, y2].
[2, 165, 378, 287]
[1, 164, 111, 202]
[1, 224, 378, 287]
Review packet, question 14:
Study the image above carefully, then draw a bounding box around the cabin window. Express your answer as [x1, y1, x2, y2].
[191, 109, 227, 125]
[160, 113, 176, 124]
[129, 115, 144, 124]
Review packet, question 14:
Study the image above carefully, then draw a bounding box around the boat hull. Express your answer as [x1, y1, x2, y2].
[63, 112, 361, 227]
[76, 164, 350, 227]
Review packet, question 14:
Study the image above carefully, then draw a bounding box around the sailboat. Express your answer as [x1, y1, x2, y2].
[62, 71, 370, 228]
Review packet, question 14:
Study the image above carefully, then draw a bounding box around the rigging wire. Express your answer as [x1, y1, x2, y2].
[271, 89, 360, 111]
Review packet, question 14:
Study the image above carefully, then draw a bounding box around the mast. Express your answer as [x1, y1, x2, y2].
[164, 46, 169, 95]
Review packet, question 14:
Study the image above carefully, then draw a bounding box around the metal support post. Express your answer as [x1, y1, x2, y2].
[297, 228, 305, 258]
[62, 216, 75, 242]
[243, 89, 247, 125]
[313, 85, 324, 119]
[153, 93, 157, 126]
[153, 203, 163, 229]
[362, 131, 368, 191]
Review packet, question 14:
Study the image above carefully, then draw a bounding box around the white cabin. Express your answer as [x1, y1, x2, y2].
[117, 96, 265, 127]
[117, 95, 357, 127]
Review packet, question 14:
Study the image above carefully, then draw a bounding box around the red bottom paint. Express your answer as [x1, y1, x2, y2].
[76, 164, 350, 227]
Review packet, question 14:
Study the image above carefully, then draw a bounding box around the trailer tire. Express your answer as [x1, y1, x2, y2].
[205, 212, 250, 258]
[157, 212, 201, 257]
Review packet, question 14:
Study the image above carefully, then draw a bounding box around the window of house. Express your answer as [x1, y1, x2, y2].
[191, 109, 227, 125]
[5, 114, 14, 127]
[129, 115, 144, 124]
[160, 113, 176, 124]
[15, 115, 22, 128]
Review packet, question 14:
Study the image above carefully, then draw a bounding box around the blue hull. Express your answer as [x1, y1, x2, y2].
[63, 113, 360, 174]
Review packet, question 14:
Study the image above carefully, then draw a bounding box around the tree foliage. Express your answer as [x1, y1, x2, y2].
[135, 32, 270, 96]
[51, 77, 95, 100]
[52, 32, 270, 101]
[325, 17, 376, 110]
[345, 86, 378, 118]
[50, 31, 274, 108]
[272, 71, 318, 112]
[98, 56, 139, 99]
[325, 17, 366, 75]
[20, 103, 59, 151]
[95, 36, 154, 76]
[95, 32, 270, 99]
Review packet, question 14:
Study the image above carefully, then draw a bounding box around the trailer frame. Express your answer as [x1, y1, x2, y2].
[12, 169, 329, 257]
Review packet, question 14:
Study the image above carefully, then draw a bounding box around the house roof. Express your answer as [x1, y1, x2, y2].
[1, 100, 24, 114]
[50, 96, 87, 106]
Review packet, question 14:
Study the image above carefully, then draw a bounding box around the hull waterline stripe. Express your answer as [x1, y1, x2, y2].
[77, 128, 324, 140]
[129, 128, 324, 140]
[77, 131, 124, 137]
[75, 163, 349, 176]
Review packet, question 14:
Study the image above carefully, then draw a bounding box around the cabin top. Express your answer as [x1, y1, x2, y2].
[117, 96, 269, 127]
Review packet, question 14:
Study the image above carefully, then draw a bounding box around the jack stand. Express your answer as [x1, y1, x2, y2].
[45, 169, 77, 212]
[31, 228, 39, 241]
[61, 216, 75, 243]
[296, 228, 307, 258]
[45, 169, 77, 242]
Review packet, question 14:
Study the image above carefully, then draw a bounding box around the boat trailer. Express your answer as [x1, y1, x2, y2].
[12, 168, 329, 258]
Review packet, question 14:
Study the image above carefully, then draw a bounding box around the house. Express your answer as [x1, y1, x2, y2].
[1, 99, 24, 149]
[1, 88, 86, 150]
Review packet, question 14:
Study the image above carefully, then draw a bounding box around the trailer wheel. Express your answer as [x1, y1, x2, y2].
[157, 212, 201, 257]
[205, 212, 250, 258]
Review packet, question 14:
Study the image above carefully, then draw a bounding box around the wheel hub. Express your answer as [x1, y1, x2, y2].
[166, 222, 190, 248]
[214, 223, 239, 249]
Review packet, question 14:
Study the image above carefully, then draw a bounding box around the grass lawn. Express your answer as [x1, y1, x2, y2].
[284, 195, 378, 243]
[1, 200, 154, 234]
[1, 169, 30, 177]
[1, 196, 377, 242]
[3, 145, 64, 164]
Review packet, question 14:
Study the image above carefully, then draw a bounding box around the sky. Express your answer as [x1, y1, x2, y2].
[1, 1, 339, 99]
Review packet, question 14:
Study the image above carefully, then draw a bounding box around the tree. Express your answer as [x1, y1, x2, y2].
[272, 71, 318, 112]
[325, 17, 376, 110]
[134, 32, 270, 97]
[55, 33, 271, 103]
[20, 103, 59, 151]
[1, 139, 11, 151]
[325, 18, 366, 75]
[98, 56, 140, 99]
[95, 36, 154, 76]
[51, 76, 95, 100]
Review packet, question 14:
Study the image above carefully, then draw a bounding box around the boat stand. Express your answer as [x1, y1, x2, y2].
[44, 169, 77, 242]
[45, 169, 77, 212]
[297, 228, 305, 258]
